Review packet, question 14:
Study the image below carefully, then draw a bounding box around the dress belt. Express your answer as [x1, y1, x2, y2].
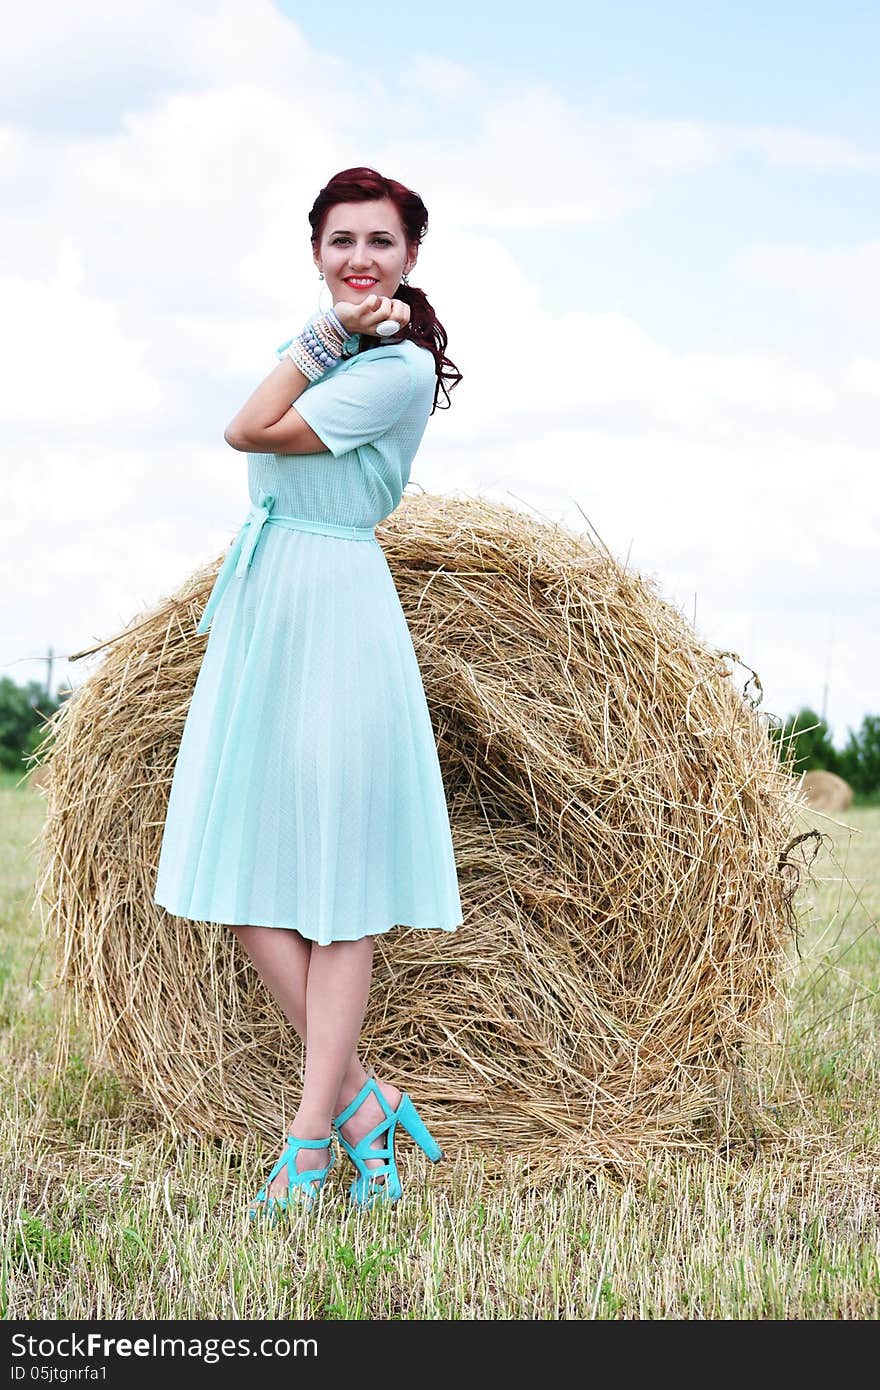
[196, 492, 376, 635]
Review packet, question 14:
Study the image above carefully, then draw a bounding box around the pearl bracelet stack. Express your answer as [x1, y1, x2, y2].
[276, 308, 350, 381]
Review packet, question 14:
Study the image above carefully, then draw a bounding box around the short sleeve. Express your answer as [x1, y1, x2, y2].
[291, 350, 417, 458]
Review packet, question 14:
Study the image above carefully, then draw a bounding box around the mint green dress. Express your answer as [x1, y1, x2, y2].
[153, 319, 463, 944]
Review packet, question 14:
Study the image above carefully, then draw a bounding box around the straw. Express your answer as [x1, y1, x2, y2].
[31, 491, 806, 1177]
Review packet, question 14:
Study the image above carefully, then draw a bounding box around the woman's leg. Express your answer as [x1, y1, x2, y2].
[230, 925, 399, 1199]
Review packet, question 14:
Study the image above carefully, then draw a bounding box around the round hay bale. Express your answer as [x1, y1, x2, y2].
[798, 768, 853, 813]
[33, 492, 804, 1171]
[24, 760, 51, 791]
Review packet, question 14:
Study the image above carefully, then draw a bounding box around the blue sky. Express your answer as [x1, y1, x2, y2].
[2, 0, 878, 749]
[284, 0, 880, 359]
[283, 0, 880, 139]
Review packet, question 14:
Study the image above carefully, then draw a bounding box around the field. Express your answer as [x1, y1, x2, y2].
[2, 771, 878, 1319]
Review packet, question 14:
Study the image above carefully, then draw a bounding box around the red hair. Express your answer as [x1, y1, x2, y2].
[308, 167, 462, 413]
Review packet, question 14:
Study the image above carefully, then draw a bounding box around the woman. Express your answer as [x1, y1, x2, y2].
[152, 167, 464, 1216]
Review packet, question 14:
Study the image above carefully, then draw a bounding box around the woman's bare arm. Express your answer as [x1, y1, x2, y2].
[223, 357, 328, 455]
[224, 296, 409, 455]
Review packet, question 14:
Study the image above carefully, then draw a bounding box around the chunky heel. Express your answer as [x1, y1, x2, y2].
[396, 1092, 443, 1162]
[332, 1077, 443, 1209]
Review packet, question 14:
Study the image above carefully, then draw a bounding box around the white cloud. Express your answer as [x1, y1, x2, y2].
[737, 240, 880, 320]
[847, 357, 880, 394]
[0, 0, 315, 131]
[55, 84, 347, 317]
[725, 125, 876, 170]
[404, 54, 481, 101]
[0, 240, 161, 427]
[378, 98, 723, 230]
[406, 229, 842, 441]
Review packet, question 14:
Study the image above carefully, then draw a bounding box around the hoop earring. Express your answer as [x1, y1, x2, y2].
[317, 270, 333, 314]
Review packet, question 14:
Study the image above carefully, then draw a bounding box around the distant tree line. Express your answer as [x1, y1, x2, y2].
[769, 707, 880, 797]
[0, 677, 71, 772]
[1, 677, 878, 798]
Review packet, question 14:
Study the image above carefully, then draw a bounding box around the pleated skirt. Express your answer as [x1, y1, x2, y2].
[152, 522, 463, 944]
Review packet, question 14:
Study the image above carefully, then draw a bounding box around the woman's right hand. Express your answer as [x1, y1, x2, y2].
[333, 294, 411, 338]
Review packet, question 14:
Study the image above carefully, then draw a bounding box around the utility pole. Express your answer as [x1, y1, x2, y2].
[820, 615, 834, 726]
[45, 645, 54, 701]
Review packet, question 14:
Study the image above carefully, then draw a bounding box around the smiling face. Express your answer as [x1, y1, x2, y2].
[314, 198, 415, 309]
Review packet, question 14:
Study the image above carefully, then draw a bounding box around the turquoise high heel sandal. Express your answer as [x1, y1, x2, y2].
[248, 1134, 335, 1221]
[332, 1077, 443, 1209]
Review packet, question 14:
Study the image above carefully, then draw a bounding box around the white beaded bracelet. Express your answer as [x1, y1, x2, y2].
[287, 338, 324, 381]
[275, 311, 351, 380]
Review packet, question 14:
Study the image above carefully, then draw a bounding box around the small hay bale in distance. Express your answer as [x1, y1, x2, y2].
[798, 769, 853, 813]
[34, 492, 803, 1172]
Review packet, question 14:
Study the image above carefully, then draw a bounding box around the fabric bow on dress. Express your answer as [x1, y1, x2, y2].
[196, 492, 275, 636]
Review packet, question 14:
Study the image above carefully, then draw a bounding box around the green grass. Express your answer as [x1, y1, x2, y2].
[1, 782, 878, 1319]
